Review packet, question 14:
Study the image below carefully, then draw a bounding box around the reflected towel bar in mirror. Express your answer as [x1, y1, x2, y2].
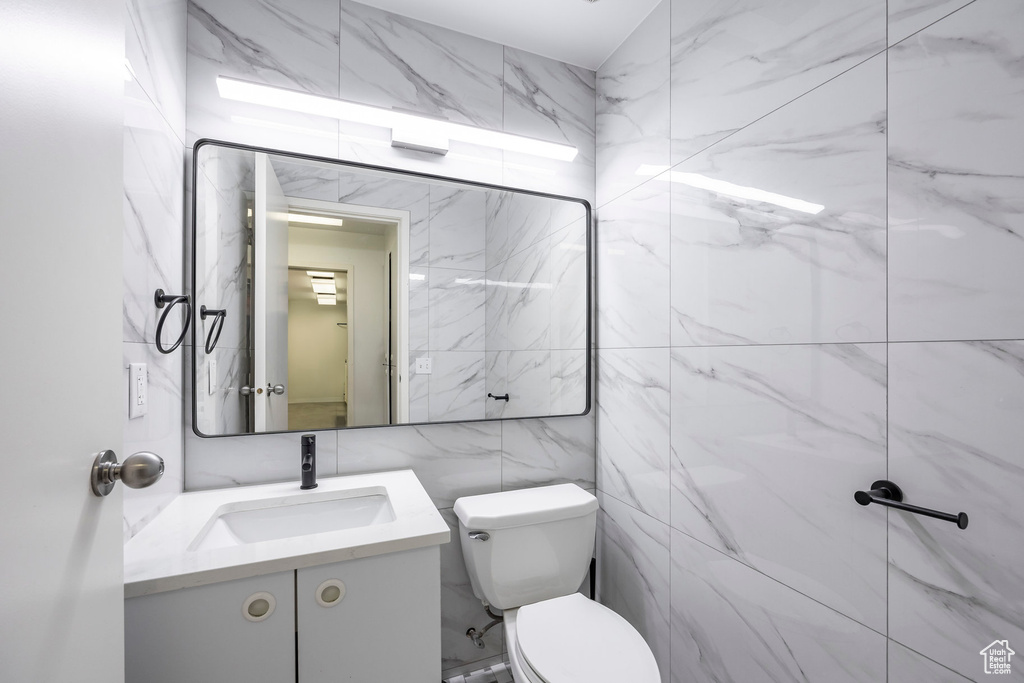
[855, 479, 968, 529]
[200, 305, 227, 354]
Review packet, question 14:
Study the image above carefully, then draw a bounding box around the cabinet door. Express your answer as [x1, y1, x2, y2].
[297, 546, 440, 683]
[125, 571, 296, 683]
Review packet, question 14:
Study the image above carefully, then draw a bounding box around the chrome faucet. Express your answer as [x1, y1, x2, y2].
[301, 434, 317, 490]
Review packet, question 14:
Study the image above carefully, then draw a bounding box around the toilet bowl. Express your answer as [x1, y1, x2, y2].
[505, 593, 660, 683]
[453, 484, 660, 683]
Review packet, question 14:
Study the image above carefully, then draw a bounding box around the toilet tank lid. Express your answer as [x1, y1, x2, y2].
[454, 484, 598, 530]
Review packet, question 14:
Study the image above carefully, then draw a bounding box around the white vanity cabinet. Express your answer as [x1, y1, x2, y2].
[125, 570, 296, 683]
[297, 545, 440, 682]
[125, 546, 441, 683]
[123, 472, 449, 683]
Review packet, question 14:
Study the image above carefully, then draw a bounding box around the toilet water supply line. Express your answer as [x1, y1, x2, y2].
[466, 605, 504, 649]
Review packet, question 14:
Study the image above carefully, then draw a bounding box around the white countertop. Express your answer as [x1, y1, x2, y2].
[124, 469, 450, 598]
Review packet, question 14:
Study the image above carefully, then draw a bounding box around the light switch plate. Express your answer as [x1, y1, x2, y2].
[415, 356, 432, 375]
[129, 363, 147, 419]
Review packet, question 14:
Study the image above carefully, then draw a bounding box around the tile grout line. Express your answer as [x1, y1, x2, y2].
[595, 41, 892, 213]
[884, 3, 891, 679]
[665, 2, 673, 678]
[598, 486, 889, 641]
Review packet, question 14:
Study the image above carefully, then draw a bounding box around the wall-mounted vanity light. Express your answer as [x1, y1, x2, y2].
[216, 76, 579, 162]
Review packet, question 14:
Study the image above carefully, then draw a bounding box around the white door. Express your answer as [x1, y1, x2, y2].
[0, 0, 125, 680]
[254, 153, 290, 432]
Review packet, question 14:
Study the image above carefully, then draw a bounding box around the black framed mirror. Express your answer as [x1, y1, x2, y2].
[191, 140, 591, 436]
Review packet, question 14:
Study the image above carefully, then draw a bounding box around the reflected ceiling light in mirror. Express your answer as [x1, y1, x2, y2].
[306, 271, 335, 278]
[289, 213, 344, 227]
[217, 77, 578, 162]
[316, 294, 337, 306]
[636, 165, 824, 215]
[311, 279, 337, 295]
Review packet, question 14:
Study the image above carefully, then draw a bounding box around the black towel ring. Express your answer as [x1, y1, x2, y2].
[200, 306, 227, 354]
[154, 289, 192, 355]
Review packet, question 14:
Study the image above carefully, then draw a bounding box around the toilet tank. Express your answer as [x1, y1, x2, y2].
[453, 484, 598, 610]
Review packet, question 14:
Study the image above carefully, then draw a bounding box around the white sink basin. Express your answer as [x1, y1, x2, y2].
[189, 487, 395, 551]
[124, 470, 450, 598]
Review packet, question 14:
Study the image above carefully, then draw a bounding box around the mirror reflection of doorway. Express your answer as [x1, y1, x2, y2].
[287, 267, 351, 430]
[279, 198, 409, 430]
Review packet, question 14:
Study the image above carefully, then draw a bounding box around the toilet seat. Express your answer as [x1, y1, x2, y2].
[509, 593, 660, 683]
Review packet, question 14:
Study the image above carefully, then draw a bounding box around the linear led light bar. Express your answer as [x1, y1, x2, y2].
[636, 165, 824, 215]
[217, 77, 579, 162]
[288, 213, 344, 227]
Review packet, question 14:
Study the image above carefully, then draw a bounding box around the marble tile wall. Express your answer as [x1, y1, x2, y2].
[122, 0, 187, 541]
[484, 195, 589, 421]
[192, 146, 252, 437]
[182, 0, 596, 675]
[595, 1, 1023, 681]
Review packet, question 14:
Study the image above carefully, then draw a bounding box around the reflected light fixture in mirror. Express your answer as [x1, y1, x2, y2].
[216, 76, 579, 162]
[289, 213, 345, 227]
[310, 279, 336, 295]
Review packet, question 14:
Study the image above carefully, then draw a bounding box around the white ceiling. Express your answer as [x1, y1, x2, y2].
[352, 0, 662, 71]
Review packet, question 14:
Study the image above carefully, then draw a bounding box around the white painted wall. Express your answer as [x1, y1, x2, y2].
[0, 0, 126, 679]
[288, 295, 349, 403]
[289, 226, 387, 426]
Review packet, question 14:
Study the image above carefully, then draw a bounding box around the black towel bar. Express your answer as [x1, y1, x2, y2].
[200, 305, 227, 354]
[855, 480, 968, 530]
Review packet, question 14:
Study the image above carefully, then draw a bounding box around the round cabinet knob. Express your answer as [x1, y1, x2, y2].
[242, 592, 276, 623]
[315, 579, 346, 608]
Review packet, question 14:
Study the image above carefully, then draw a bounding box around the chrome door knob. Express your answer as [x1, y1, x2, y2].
[91, 450, 164, 497]
[269, 384, 285, 395]
[240, 386, 254, 396]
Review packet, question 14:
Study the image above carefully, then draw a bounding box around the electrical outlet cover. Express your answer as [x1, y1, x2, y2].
[129, 363, 148, 419]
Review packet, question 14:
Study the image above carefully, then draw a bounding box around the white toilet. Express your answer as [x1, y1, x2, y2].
[454, 484, 660, 683]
